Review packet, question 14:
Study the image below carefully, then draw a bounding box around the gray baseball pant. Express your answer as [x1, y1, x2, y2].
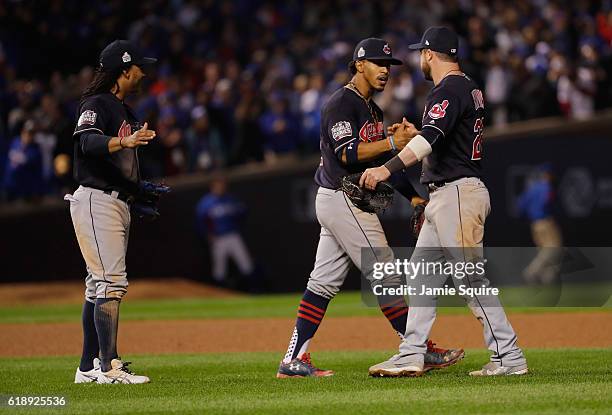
[399, 178, 526, 367]
[65, 186, 130, 301]
[306, 187, 401, 299]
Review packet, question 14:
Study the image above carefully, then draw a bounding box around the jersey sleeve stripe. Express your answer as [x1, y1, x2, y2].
[73, 127, 104, 136]
[333, 137, 357, 153]
[421, 124, 445, 136]
[421, 124, 445, 145]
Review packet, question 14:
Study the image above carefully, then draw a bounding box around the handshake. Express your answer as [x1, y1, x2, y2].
[388, 117, 419, 151]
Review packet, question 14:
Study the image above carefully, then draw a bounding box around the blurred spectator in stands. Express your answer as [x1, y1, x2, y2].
[208, 78, 235, 166]
[508, 54, 560, 121]
[597, 10, 612, 47]
[32, 95, 61, 187]
[36, 94, 72, 158]
[7, 81, 40, 136]
[259, 94, 299, 163]
[557, 63, 596, 120]
[464, 15, 495, 86]
[297, 73, 325, 152]
[517, 163, 563, 285]
[485, 50, 510, 125]
[1, 0, 611, 204]
[232, 75, 265, 165]
[195, 176, 255, 287]
[578, 43, 609, 111]
[2, 120, 43, 201]
[185, 105, 213, 172]
[376, 67, 416, 129]
[157, 107, 187, 176]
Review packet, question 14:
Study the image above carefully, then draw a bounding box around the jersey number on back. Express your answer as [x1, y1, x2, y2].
[472, 117, 484, 160]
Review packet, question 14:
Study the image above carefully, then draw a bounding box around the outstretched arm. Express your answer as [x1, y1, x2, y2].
[359, 126, 432, 190]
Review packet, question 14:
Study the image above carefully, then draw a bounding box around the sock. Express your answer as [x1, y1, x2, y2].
[94, 298, 121, 372]
[79, 300, 99, 371]
[282, 289, 330, 363]
[378, 294, 409, 337]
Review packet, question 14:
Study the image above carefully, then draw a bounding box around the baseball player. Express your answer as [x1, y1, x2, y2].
[517, 164, 563, 284]
[195, 176, 255, 285]
[277, 38, 464, 378]
[67, 40, 157, 384]
[362, 27, 528, 376]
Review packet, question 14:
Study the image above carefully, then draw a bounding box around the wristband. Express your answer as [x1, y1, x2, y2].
[384, 154, 407, 174]
[388, 135, 397, 152]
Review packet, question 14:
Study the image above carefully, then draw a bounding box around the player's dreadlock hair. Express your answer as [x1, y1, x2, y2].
[80, 67, 124, 104]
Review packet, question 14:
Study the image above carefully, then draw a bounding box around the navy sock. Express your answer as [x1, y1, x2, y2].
[378, 293, 409, 336]
[283, 289, 330, 362]
[79, 300, 99, 371]
[94, 298, 121, 372]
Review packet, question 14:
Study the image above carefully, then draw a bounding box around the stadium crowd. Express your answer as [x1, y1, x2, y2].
[1, 0, 611, 202]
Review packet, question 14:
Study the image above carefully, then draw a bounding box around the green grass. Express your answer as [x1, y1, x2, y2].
[0, 287, 610, 324]
[0, 349, 610, 414]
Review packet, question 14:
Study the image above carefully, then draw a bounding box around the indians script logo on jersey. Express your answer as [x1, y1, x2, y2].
[77, 110, 97, 126]
[427, 100, 449, 120]
[331, 121, 352, 141]
[117, 120, 132, 139]
[359, 121, 383, 142]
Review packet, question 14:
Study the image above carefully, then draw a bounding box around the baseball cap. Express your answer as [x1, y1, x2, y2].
[350, 38, 403, 66]
[99, 40, 157, 72]
[408, 27, 459, 56]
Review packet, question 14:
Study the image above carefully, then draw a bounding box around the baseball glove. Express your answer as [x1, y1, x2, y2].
[340, 173, 394, 214]
[132, 181, 171, 221]
[410, 200, 428, 237]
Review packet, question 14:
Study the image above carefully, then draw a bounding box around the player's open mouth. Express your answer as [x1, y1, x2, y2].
[378, 76, 388, 85]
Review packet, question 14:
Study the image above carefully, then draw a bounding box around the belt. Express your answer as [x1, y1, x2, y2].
[103, 189, 135, 204]
[426, 176, 469, 193]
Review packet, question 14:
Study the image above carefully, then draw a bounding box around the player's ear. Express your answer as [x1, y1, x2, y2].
[355, 60, 364, 73]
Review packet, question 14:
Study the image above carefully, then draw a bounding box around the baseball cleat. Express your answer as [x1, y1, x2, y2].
[469, 362, 529, 376]
[424, 340, 465, 371]
[97, 358, 150, 384]
[276, 353, 334, 378]
[74, 358, 101, 383]
[368, 354, 424, 377]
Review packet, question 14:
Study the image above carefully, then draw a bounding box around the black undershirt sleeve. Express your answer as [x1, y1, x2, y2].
[79, 133, 112, 156]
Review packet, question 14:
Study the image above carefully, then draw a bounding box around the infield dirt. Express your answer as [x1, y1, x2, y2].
[1, 279, 610, 357]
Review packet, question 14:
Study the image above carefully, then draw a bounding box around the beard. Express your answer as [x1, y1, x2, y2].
[370, 74, 389, 92]
[421, 61, 432, 81]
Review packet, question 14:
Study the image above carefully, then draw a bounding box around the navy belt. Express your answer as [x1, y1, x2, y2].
[426, 176, 470, 192]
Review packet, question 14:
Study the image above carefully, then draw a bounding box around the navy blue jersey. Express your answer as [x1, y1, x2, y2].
[315, 86, 389, 189]
[419, 74, 485, 184]
[73, 93, 140, 194]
